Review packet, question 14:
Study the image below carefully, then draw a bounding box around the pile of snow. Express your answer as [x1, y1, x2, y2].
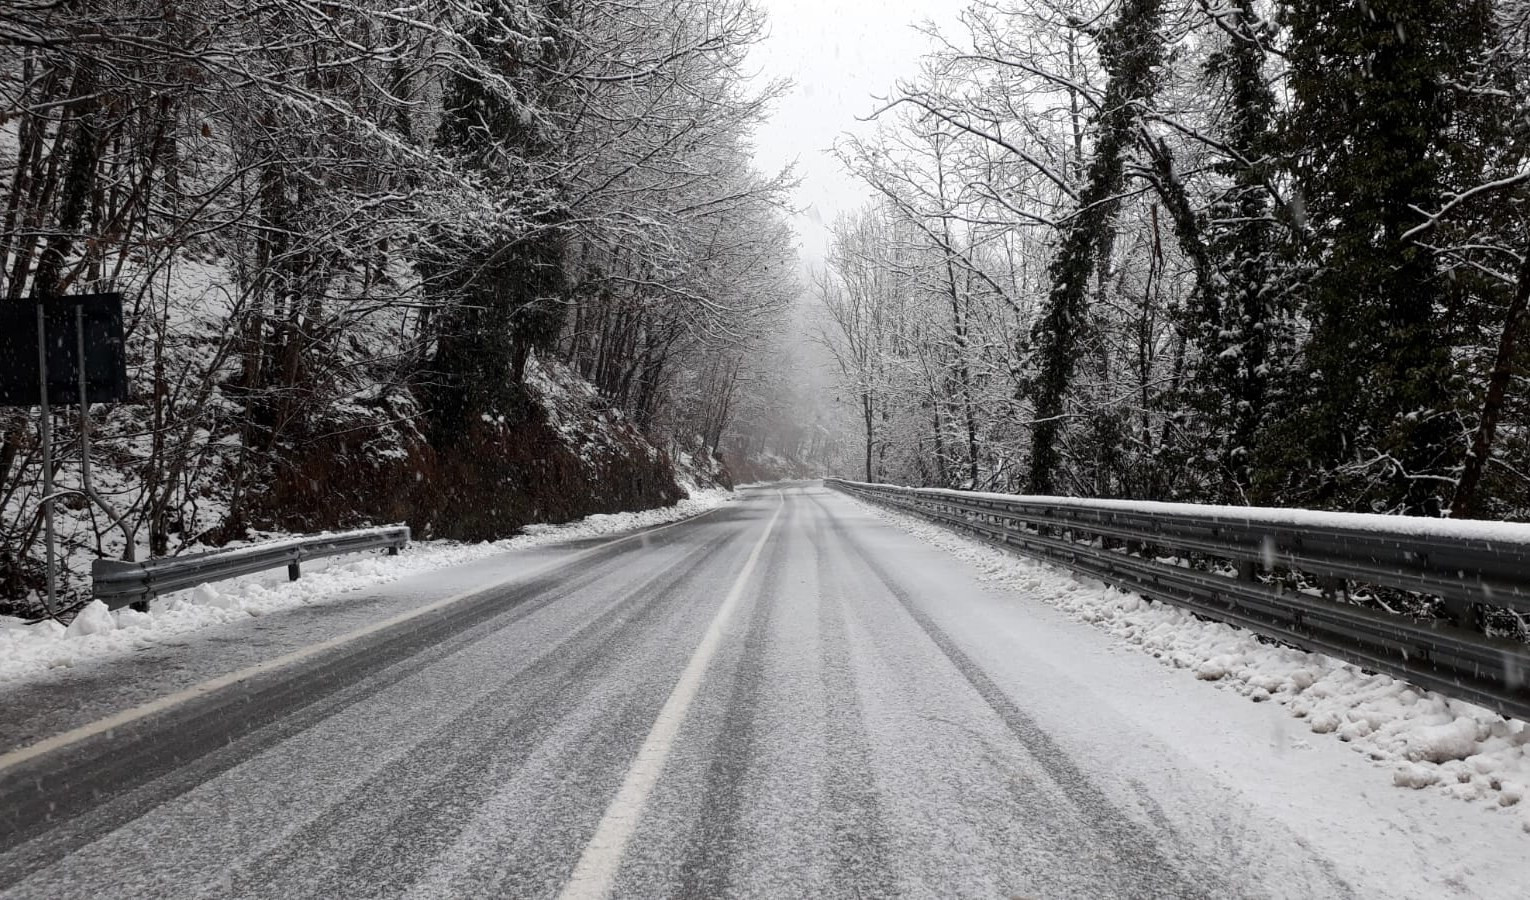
[851, 497, 1530, 835]
[0, 489, 732, 687]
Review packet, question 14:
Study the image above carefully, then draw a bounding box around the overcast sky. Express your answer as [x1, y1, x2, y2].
[749, 0, 961, 267]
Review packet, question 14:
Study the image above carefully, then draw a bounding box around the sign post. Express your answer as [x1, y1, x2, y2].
[74, 303, 133, 564]
[34, 304, 57, 615]
[1, 294, 130, 615]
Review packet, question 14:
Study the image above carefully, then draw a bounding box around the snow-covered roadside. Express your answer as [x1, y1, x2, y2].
[0, 489, 734, 687]
[849, 495, 1530, 835]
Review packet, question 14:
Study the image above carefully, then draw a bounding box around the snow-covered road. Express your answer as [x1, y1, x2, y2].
[1, 484, 1526, 898]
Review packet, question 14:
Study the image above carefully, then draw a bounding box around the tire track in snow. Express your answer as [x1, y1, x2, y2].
[0, 521, 715, 883]
[809, 492, 1215, 899]
[223, 522, 742, 899]
[669, 498, 795, 898]
[809, 506, 901, 899]
[558, 495, 783, 900]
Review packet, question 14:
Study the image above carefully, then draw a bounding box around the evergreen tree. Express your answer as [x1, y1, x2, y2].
[1271, 0, 1513, 514]
[1189, 0, 1291, 503]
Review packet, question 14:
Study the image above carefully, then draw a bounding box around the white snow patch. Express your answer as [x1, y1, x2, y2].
[0, 490, 733, 687]
[849, 495, 1530, 836]
[1394, 763, 1442, 789]
[63, 602, 116, 638]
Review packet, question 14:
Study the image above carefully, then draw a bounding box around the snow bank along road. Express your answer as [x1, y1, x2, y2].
[1, 484, 1527, 898]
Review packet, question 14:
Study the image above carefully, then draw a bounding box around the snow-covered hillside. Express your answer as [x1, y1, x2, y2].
[1, 352, 724, 620]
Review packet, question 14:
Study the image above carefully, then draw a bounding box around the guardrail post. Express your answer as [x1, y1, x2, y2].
[1441, 597, 1481, 631]
[288, 561, 301, 581]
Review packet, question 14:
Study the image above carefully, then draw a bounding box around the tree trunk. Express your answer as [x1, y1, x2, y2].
[862, 391, 875, 483]
[1453, 249, 1530, 518]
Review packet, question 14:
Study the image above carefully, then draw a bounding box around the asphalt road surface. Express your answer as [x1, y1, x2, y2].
[0, 484, 1489, 898]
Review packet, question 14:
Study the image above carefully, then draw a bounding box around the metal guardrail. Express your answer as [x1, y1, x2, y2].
[92, 526, 411, 610]
[826, 479, 1530, 722]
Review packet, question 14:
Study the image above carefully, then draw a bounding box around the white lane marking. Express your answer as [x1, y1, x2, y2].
[0, 504, 730, 775]
[558, 494, 785, 900]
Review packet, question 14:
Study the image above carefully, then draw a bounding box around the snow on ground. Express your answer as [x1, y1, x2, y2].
[849, 494, 1530, 835]
[0, 489, 734, 687]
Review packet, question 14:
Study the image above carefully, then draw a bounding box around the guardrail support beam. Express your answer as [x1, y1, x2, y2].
[91, 526, 409, 610]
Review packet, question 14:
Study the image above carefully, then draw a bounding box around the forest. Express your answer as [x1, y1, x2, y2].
[0, 0, 803, 611]
[816, 0, 1530, 520]
[6, 0, 1530, 615]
